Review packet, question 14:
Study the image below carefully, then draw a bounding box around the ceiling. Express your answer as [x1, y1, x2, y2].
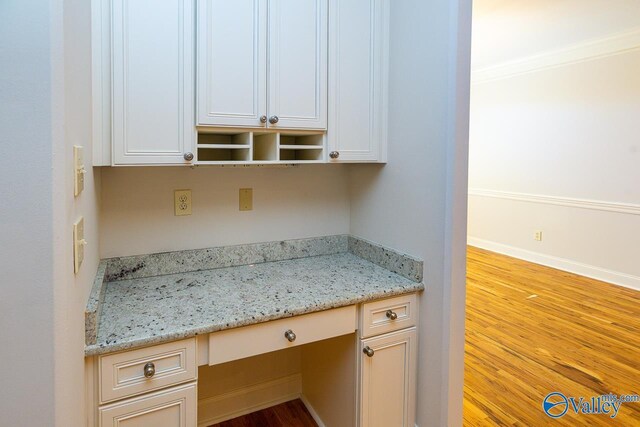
[472, 0, 640, 69]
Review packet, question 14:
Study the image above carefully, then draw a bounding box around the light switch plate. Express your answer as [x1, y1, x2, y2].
[239, 188, 253, 211]
[174, 190, 192, 216]
[73, 217, 86, 274]
[74, 145, 85, 197]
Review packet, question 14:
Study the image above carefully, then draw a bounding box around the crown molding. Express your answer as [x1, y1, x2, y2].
[472, 28, 640, 84]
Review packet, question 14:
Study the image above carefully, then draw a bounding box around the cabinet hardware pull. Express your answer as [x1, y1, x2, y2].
[284, 329, 296, 342]
[329, 151, 340, 159]
[363, 346, 375, 357]
[260, 115, 267, 124]
[386, 310, 398, 320]
[269, 115, 279, 124]
[183, 152, 194, 161]
[143, 362, 156, 378]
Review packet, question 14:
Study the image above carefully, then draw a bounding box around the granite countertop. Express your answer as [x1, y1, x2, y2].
[85, 236, 424, 356]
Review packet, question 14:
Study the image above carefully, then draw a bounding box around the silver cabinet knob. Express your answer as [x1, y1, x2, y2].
[329, 151, 340, 159]
[269, 115, 279, 124]
[386, 310, 398, 320]
[143, 362, 156, 378]
[260, 115, 267, 124]
[363, 346, 375, 357]
[284, 329, 296, 342]
[184, 152, 194, 161]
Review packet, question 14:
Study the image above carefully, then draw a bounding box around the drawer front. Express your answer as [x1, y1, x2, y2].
[99, 338, 197, 404]
[209, 305, 357, 365]
[99, 382, 197, 427]
[360, 294, 417, 338]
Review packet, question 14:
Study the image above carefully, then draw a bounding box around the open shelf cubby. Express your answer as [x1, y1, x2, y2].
[197, 132, 252, 163]
[253, 133, 279, 161]
[196, 130, 325, 164]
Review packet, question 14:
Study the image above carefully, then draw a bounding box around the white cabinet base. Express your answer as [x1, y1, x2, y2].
[99, 383, 197, 427]
[360, 328, 417, 427]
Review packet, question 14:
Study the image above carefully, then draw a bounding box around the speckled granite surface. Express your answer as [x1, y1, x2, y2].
[349, 236, 423, 282]
[86, 252, 423, 356]
[85, 261, 107, 345]
[104, 235, 349, 282]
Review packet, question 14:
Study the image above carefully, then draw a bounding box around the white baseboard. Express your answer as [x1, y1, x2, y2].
[299, 394, 327, 427]
[197, 374, 302, 427]
[468, 237, 640, 291]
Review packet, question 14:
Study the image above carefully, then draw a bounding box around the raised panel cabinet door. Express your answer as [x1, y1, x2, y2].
[99, 383, 197, 427]
[197, 0, 267, 127]
[360, 328, 416, 427]
[112, 0, 195, 165]
[327, 0, 389, 162]
[267, 0, 328, 130]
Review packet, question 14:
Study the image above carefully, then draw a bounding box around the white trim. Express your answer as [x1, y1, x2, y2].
[299, 394, 327, 427]
[468, 188, 640, 216]
[468, 237, 640, 291]
[472, 28, 640, 84]
[197, 374, 302, 427]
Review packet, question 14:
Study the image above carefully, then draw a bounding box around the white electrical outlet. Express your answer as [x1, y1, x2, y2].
[174, 190, 192, 216]
[534, 231, 543, 242]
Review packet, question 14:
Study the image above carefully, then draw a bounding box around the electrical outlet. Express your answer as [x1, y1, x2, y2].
[73, 217, 87, 274]
[239, 188, 253, 211]
[74, 145, 85, 197]
[534, 231, 543, 242]
[174, 190, 192, 216]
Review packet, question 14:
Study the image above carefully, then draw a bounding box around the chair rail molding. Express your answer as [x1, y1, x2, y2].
[471, 27, 640, 84]
[468, 188, 640, 216]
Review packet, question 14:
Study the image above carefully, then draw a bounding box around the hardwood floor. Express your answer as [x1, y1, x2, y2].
[209, 399, 318, 427]
[464, 246, 640, 426]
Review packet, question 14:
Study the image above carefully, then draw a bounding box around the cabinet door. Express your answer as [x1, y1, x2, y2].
[99, 383, 196, 427]
[112, 0, 195, 165]
[267, 0, 328, 130]
[360, 328, 416, 427]
[197, 0, 267, 127]
[327, 0, 389, 162]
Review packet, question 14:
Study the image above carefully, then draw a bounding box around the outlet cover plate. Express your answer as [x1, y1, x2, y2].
[73, 217, 85, 274]
[74, 145, 85, 197]
[174, 190, 192, 216]
[239, 188, 253, 211]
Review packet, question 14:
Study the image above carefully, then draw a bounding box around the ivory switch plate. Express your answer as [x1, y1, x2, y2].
[73, 217, 86, 274]
[74, 145, 85, 196]
[174, 190, 192, 216]
[239, 188, 253, 211]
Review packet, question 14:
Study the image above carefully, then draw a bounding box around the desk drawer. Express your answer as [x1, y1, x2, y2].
[209, 305, 357, 365]
[99, 338, 197, 404]
[360, 294, 417, 338]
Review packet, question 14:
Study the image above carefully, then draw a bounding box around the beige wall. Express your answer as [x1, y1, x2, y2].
[54, 0, 103, 426]
[0, 1, 57, 424]
[99, 165, 350, 257]
[469, 2, 640, 289]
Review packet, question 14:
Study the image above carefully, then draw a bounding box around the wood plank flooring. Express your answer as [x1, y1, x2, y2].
[464, 246, 640, 426]
[209, 399, 317, 427]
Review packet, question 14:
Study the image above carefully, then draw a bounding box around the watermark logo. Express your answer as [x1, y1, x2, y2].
[542, 392, 569, 418]
[543, 392, 639, 419]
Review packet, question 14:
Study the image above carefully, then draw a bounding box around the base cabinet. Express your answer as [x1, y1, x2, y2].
[99, 383, 197, 427]
[360, 328, 417, 427]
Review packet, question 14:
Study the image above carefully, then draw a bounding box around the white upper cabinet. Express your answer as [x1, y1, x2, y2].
[327, 0, 389, 162]
[267, 0, 328, 130]
[196, 0, 327, 130]
[196, 0, 267, 127]
[111, 0, 195, 165]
